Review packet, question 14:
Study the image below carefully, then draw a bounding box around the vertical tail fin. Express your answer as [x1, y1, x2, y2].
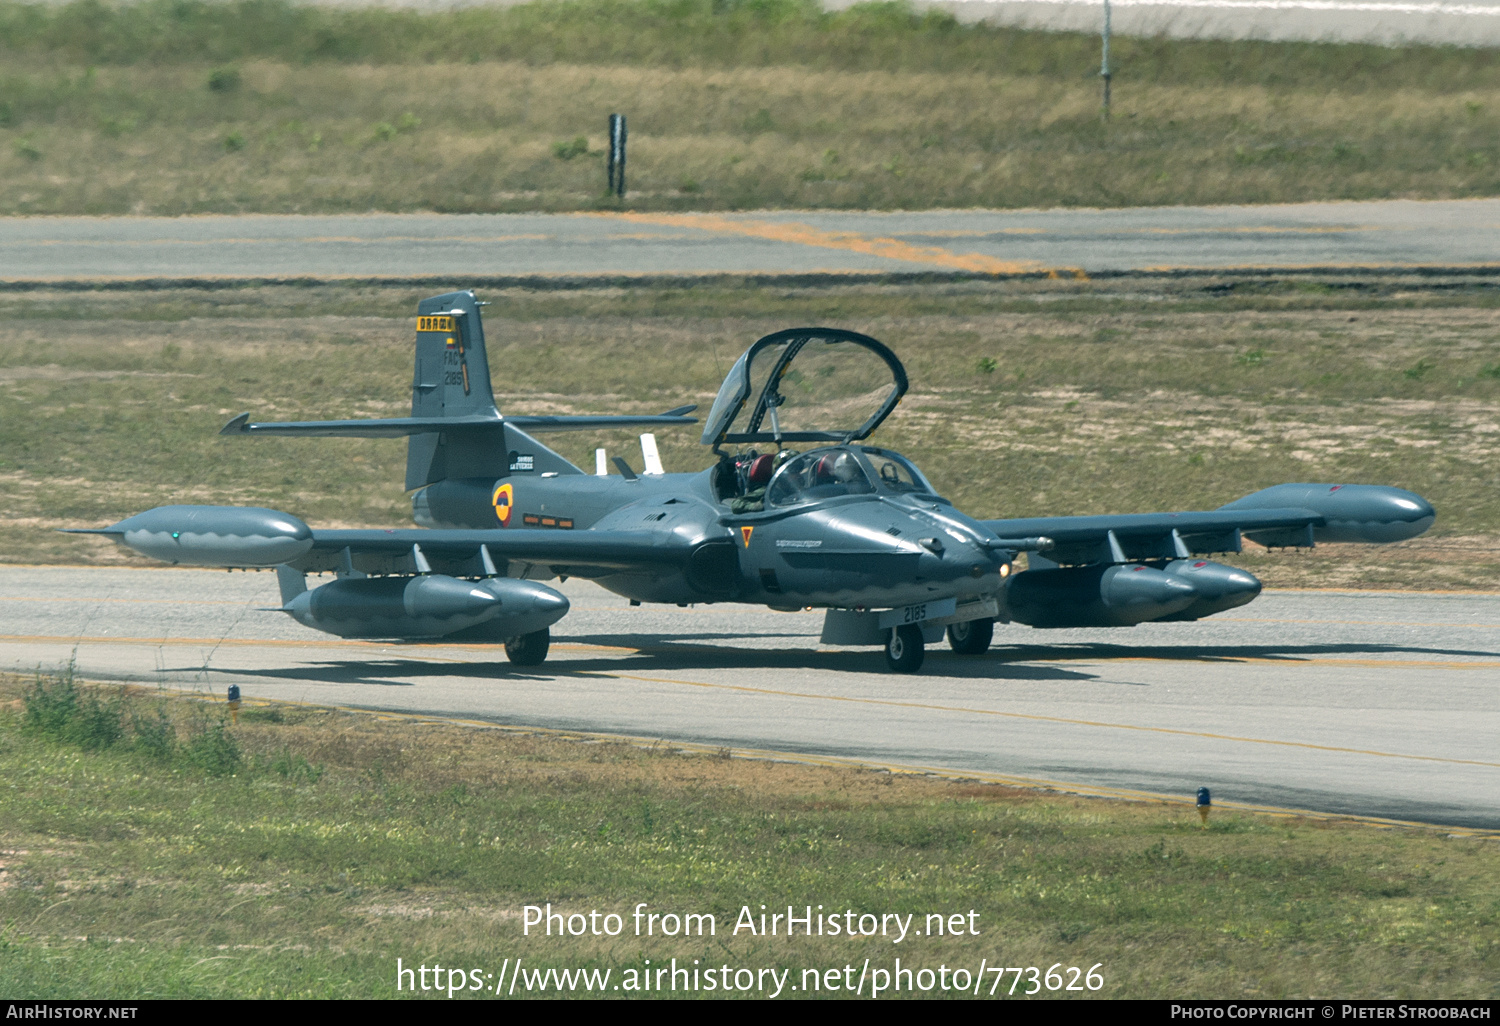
[411, 290, 498, 421]
[406, 290, 512, 490]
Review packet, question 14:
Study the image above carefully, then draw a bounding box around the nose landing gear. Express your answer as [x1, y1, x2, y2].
[885, 624, 925, 672]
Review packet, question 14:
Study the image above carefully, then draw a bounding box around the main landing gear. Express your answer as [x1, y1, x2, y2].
[946, 617, 994, 655]
[885, 624, 925, 673]
[505, 628, 551, 667]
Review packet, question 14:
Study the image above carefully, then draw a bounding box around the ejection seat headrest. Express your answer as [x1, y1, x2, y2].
[747, 454, 775, 487]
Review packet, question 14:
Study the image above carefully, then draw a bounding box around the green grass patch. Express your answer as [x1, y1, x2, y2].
[0, 669, 1495, 998]
[0, 0, 1497, 213]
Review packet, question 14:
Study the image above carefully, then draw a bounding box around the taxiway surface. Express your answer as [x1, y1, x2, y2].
[2, 567, 1496, 829]
[4, 200, 1498, 282]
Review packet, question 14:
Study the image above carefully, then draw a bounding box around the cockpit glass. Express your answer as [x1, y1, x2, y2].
[862, 449, 935, 495]
[701, 329, 909, 446]
[767, 449, 875, 507]
[702, 351, 750, 443]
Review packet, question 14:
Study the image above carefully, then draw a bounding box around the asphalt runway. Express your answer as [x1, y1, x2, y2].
[2, 566, 1496, 830]
[4, 200, 1498, 283]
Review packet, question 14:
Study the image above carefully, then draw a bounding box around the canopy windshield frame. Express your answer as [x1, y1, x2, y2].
[700, 328, 909, 449]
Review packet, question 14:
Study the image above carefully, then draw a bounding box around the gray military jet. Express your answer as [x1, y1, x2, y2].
[76, 290, 1435, 672]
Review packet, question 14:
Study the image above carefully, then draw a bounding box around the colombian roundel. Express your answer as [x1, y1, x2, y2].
[492, 482, 514, 527]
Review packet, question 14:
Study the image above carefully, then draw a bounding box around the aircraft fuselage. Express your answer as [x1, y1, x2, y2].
[410, 450, 1009, 612]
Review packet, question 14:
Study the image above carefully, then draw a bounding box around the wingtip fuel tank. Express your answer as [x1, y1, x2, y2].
[92, 505, 314, 567]
[1221, 484, 1435, 544]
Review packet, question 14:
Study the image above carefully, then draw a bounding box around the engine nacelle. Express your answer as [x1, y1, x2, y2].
[285, 574, 569, 640]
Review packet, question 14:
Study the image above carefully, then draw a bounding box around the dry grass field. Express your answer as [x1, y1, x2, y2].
[1, 276, 1496, 589]
[0, 0, 1498, 214]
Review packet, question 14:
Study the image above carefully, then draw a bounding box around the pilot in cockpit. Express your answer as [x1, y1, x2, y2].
[723, 448, 797, 513]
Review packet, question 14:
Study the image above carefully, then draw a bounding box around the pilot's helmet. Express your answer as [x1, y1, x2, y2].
[831, 452, 862, 483]
[746, 454, 775, 487]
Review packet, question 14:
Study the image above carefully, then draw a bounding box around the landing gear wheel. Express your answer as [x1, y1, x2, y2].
[505, 628, 550, 667]
[885, 624, 925, 673]
[946, 617, 994, 655]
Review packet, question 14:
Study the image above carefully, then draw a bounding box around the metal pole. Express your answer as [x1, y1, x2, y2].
[1100, 0, 1112, 120]
[608, 114, 627, 199]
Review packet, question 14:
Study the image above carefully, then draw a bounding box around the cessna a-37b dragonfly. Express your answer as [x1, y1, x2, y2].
[78, 291, 1436, 672]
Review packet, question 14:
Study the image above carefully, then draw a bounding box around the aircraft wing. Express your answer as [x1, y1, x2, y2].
[292, 527, 707, 577]
[981, 483, 1435, 564]
[73, 504, 735, 582]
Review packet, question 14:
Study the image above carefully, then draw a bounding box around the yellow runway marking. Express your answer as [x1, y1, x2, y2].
[4, 633, 1497, 669]
[598, 212, 1056, 276]
[0, 596, 258, 606]
[0, 633, 408, 652]
[1062, 655, 1500, 669]
[900, 225, 1382, 238]
[590, 671, 1500, 770]
[1220, 616, 1500, 628]
[0, 633, 638, 655]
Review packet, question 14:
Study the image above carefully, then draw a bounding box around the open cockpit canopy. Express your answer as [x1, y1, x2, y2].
[700, 328, 908, 449]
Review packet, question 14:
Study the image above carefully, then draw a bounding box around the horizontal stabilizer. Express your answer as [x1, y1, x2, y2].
[504, 412, 698, 433]
[220, 410, 697, 438]
[222, 413, 501, 438]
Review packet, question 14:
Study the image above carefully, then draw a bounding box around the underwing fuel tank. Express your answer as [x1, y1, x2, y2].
[1156, 559, 1262, 621]
[87, 505, 314, 567]
[283, 574, 569, 640]
[1004, 563, 1198, 628]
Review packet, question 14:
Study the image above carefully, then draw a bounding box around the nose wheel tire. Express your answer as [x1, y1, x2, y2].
[885, 624, 925, 673]
[946, 617, 994, 655]
[505, 628, 551, 666]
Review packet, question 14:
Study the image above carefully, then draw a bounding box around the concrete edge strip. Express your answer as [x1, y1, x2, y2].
[5, 265, 1500, 291]
[50, 679, 1500, 838]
